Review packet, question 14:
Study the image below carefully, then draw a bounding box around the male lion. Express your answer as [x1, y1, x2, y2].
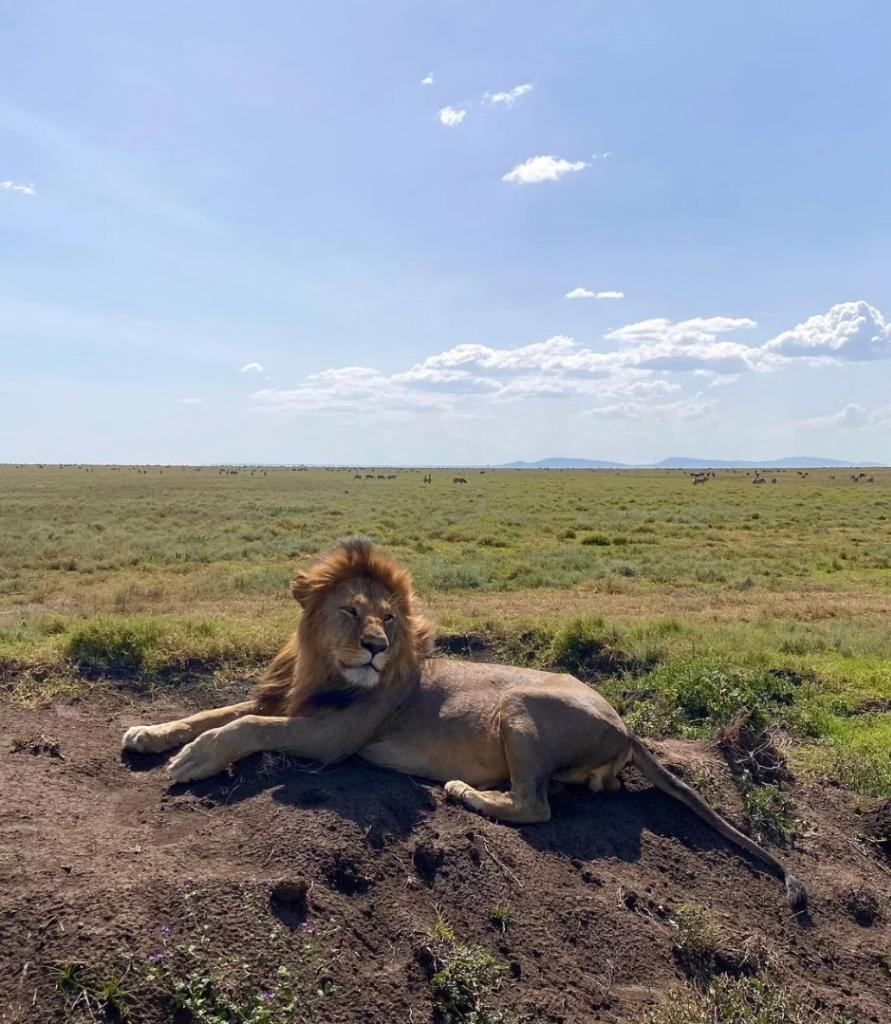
[123, 539, 806, 909]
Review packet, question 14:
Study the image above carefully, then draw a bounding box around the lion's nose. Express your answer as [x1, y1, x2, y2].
[362, 638, 388, 656]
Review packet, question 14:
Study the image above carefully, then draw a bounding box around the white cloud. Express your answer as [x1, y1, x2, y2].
[239, 362, 265, 373]
[248, 301, 891, 423]
[439, 106, 467, 127]
[585, 398, 716, 422]
[765, 300, 891, 361]
[566, 287, 624, 300]
[502, 155, 588, 184]
[805, 402, 891, 429]
[488, 83, 533, 107]
[421, 73, 435, 86]
[0, 179, 36, 195]
[179, 397, 203, 405]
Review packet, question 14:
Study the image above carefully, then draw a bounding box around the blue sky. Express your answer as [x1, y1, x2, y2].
[2, 0, 890, 465]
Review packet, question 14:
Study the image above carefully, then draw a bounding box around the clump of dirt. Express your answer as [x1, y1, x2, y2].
[846, 887, 882, 927]
[10, 731, 62, 758]
[1, 691, 890, 1024]
[717, 710, 791, 786]
[325, 852, 373, 895]
[414, 839, 447, 883]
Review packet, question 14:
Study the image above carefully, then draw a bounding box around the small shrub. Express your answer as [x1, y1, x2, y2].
[431, 944, 508, 1024]
[581, 532, 611, 546]
[548, 618, 633, 678]
[64, 619, 162, 676]
[738, 773, 797, 846]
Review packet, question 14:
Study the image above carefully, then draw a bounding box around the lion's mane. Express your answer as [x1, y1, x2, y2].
[252, 538, 434, 717]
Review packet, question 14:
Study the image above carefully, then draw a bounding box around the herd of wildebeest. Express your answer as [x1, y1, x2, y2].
[2, 464, 881, 485]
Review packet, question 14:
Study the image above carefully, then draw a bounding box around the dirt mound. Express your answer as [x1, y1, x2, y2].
[1, 689, 889, 1023]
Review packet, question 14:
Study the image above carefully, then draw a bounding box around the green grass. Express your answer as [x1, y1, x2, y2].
[1, 465, 888, 797]
[643, 976, 839, 1024]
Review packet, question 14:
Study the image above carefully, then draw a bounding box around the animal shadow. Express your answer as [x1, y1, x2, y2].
[169, 754, 438, 845]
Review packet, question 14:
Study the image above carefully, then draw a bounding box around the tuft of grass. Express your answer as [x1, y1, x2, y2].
[429, 908, 456, 944]
[643, 976, 831, 1024]
[548, 617, 636, 678]
[488, 903, 512, 934]
[672, 903, 722, 979]
[738, 773, 798, 847]
[64, 619, 163, 676]
[430, 944, 510, 1024]
[53, 960, 135, 1020]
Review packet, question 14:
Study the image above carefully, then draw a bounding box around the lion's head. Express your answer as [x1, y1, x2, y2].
[253, 538, 434, 716]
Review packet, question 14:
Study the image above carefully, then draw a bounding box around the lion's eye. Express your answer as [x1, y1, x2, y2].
[341, 607, 359, 618]
[384, 614, 395, 624]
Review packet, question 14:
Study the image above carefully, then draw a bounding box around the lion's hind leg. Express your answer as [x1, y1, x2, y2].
[444, 779, 551, 824]
[122, 701, 255, 754]
[445, 692, 553, 824]
[588, 751, 632, 794]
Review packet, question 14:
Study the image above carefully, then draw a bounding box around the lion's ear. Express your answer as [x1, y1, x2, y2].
[290, 572, 313, 607]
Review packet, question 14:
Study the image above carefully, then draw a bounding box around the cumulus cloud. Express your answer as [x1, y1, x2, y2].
[248, 300, 890, 423]
[804, 402, 891, 429]
[1, 179, 36, 195]
[239, 362, 265, 373]
[438, 106, 467, 127]
[421, 73, 435, 86]
[596, 291, 624, 300]
[502, 155, 587, 184]
[764, 300, 891, 361]
[488, 83, 533, 106]
[585, 398, 715, 422]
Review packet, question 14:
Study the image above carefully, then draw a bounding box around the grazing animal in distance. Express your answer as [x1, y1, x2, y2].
[453, 476, 468, 484]
[123, 539, 808, 912]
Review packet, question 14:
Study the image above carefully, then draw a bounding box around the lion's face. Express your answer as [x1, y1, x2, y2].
[268, 539, 433, 712]
[315, 576, 401, 688]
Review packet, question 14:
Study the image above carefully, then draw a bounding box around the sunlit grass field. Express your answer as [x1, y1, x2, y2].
[1, 464, 889, 796]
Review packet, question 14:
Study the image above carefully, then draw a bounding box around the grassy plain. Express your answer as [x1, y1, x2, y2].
[1, 464, 889, 796]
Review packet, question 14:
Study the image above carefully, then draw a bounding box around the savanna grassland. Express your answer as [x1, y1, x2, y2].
[1, 464, 890, 1024]
[2, 464, 889, 796]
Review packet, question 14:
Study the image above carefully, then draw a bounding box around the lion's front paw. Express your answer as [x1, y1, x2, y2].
[122, 724, 184, 754]
[166, 732, 230, 784]
[444, 780, 471, 803]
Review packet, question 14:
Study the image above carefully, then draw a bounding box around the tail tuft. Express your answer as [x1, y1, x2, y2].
[785, 874, 808, 913]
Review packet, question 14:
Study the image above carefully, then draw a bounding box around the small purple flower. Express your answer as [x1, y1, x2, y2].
[299, 923, 315, 935]
[260, 991, 275, 1002]
[147, 952, 170, 964]
[160, 925, 172, 936]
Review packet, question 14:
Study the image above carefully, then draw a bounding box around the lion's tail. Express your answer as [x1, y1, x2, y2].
[629, 734, 808, 912]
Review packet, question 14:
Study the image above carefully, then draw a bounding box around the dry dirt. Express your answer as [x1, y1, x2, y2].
[1, 683, 889, 1024]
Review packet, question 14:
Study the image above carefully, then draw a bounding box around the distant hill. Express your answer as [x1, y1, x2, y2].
[498, 455, 881, 470]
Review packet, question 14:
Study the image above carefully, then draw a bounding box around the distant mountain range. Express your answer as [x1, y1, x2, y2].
[498, 456, 883, 470]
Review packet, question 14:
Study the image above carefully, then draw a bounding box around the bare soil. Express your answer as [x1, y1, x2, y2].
[1, 684, 889, 1023]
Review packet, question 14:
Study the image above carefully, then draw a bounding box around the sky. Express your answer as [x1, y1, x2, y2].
[2, 0, 890, 466]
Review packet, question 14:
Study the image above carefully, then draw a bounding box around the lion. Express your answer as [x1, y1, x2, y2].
[123, 539, 807, 910]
